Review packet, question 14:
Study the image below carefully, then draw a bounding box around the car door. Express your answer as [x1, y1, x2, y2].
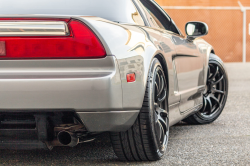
[137, 0, 205, 113]
[171, 34, 205, 113]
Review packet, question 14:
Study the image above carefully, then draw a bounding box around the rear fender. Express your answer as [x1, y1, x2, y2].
[84, 17, 167, 110]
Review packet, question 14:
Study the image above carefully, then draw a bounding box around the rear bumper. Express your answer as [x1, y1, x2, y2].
[0, 56, 123, 111]
[0, 56, 140, 132]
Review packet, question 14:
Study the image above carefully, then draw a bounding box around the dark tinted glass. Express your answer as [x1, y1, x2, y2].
[139, 0, 179, 34]
[0, 0, 143, 24]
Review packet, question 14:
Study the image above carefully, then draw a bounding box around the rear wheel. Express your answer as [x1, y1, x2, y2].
[110, 58, 169, 161]
[183, 53, 228, 124]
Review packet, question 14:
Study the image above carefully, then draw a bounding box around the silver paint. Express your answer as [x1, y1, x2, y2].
[0, 56, 123, 111]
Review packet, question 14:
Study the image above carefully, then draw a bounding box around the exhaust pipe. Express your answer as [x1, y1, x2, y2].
[57, 131, 79, 147]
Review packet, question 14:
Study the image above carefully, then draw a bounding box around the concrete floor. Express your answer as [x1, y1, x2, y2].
[0, 63, 250, 165]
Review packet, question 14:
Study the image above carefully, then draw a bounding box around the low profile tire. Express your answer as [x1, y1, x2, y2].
[110, 58, 169, 161]
[183, 53, 228, 124]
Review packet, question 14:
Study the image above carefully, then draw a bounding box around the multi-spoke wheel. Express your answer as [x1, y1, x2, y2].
[184, 53, 228, 124]
[153, 67, 169, 152]
[111, 58, 169, 161]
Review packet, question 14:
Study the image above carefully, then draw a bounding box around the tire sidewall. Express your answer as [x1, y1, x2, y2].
[147, 58, 169, 158]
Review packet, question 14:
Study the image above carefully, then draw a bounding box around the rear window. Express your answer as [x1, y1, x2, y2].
[0, 0, 144, 25]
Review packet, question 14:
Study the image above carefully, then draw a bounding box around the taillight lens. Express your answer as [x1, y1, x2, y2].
[0, 19, 106, 59]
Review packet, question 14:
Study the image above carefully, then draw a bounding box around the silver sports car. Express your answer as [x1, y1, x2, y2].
[0, 0, 228, 161]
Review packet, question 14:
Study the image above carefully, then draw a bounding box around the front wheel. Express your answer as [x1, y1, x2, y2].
[110, 58, 169, 161]
[184, 53, 228, 124]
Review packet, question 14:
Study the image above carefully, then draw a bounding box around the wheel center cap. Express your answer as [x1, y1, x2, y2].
[205, 82, 213, 94]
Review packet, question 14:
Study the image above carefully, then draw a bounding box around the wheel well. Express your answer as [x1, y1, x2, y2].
[154, 54, 169, 98]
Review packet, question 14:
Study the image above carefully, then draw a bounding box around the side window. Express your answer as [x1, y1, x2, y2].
[138, 0, 180, 34]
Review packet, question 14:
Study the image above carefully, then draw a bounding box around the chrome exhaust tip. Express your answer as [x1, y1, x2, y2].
[57, 131, 79, 147]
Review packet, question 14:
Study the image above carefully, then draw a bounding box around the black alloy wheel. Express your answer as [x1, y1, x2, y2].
[153, 66, 169, 152]
[184, 53, 228, 124]
[111, 58, 169, 161]
[200, 62, 226, 117]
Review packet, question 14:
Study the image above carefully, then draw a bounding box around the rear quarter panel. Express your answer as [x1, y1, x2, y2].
[82, 17, 177, 110]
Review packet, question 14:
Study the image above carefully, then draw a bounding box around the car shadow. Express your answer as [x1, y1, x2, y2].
[172, 121, 189, 126]
[0, 122, 209, 165]
[0, 132, 159, 165]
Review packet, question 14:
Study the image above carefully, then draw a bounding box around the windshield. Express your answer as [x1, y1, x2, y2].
[0, 0, 141, 24]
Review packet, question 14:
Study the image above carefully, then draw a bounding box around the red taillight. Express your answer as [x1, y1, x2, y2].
[0, 19, 106, 59]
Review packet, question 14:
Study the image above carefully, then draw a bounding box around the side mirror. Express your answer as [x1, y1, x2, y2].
[185, 22, 208, 40]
